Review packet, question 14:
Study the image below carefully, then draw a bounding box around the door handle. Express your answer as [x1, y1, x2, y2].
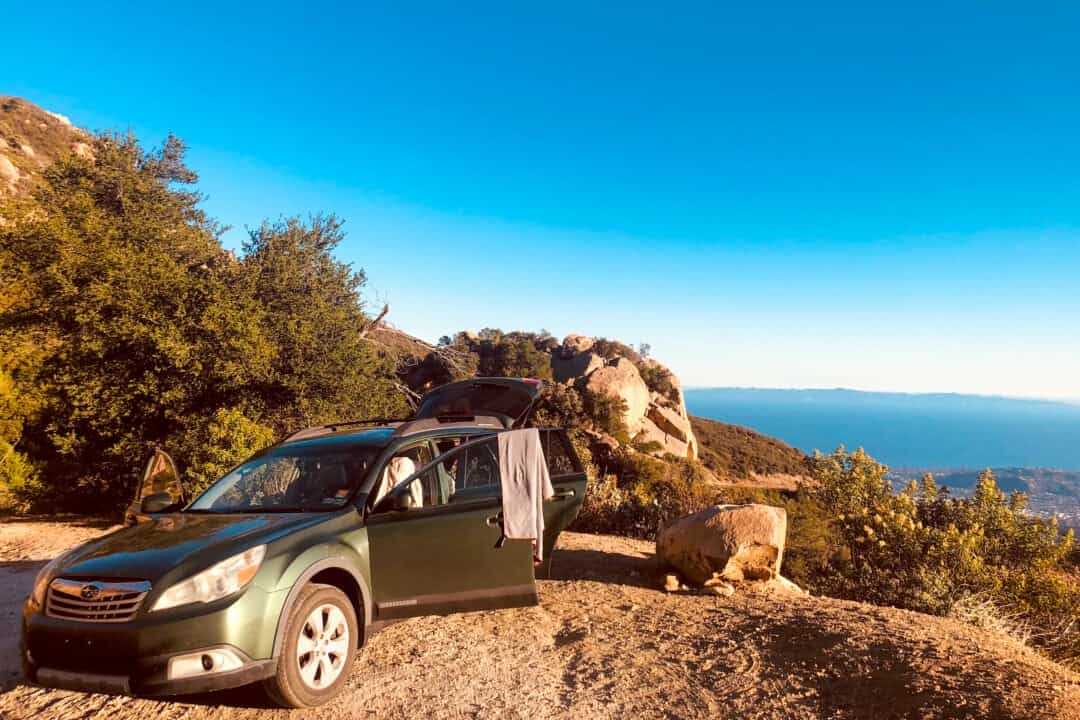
[486, 513, 502, 526]
[552, 489, 576, 500]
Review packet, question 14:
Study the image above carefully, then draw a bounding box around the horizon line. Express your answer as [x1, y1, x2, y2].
[682, 385, 1080, 406]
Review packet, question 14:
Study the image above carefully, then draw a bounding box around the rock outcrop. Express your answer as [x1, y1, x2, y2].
[551, 335, 698, 460]
[0, 97, 89, 197]
[583, 357, 651, 430]
[657, 504, 787, 585]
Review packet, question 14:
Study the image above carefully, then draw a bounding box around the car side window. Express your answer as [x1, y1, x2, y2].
[398, 436, 499, 507]
[372, 442, 433, 509]
[542, 430, 579, 477]
[458, 438, 499, 492]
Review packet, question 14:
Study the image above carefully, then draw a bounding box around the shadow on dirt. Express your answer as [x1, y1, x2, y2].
[547, 547, 660, 589]
[170, 685, 281, 710]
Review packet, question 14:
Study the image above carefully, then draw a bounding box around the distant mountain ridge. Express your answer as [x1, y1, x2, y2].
[684, 385, 1080, 408]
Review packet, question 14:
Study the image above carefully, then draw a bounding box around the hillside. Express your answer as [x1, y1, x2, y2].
[690, 415, 809, 488]
[1, 520, 1077, 719]
[0, 96, 89, 196]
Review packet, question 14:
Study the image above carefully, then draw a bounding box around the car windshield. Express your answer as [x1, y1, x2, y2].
[188, 447, 378, 513]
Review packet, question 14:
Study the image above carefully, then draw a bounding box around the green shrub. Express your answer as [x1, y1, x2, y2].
[571, 450, 715, 539]
[531, 383, 586, 429]
[176, 407, 277, 495]
[582, 391, 630, 443]
[632, 437, 664, 455]
[800, 447, 1080, 664]
[0, 440, 42, 511]
[637, 363, 680, 405]
[589, 338, 641, 363]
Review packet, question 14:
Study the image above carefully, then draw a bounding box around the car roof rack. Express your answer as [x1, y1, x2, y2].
[282, 417, 410, 444]
[391, 415, 504, 439]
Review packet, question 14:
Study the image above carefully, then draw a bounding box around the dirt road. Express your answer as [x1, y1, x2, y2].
[1, 518, 1078, 719]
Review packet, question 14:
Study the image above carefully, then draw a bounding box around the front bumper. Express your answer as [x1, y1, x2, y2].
[30, 647, 276, 696]
[22, 583, 287, 697]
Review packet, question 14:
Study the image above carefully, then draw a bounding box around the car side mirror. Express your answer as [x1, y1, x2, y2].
[140, 492, 175, 514]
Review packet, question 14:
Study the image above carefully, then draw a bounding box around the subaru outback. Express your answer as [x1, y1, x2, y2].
[21, 378, 586, 707]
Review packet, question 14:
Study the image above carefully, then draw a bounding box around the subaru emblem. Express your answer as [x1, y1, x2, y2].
[80, 584, 102, 600]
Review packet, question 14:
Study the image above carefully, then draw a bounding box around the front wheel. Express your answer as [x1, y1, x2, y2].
[264, 583, 358, 708]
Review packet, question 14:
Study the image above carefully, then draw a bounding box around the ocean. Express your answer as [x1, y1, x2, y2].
[685, 388, 1080, 471]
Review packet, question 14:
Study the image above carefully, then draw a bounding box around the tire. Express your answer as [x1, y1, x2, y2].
[263, 583, 359, 708]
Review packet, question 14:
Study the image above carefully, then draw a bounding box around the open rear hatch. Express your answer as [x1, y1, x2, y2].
[413, 378, 544, 428]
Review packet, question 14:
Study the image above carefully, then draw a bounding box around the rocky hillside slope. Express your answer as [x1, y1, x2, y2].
[551, 334, 698, 460]
[0, 97, 90, 196]
[691, 415, 810, 488]
[1, 520, 1077, 719]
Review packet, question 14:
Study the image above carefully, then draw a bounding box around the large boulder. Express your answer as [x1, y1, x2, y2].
[561, 334, 596, 355]
[657, 504, 787, 586]
[648, 403, 691, 443]
[552, 349, 604, 383]
[584, 357, 651, 434]
[636, 416, 694, 459]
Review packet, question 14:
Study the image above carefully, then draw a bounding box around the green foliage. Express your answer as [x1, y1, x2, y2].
[465, 329, 554, 381]
[176, 408, 277, 495]
[589, 338, 641, 363]
[0, 131, 407, 511]
[572, 450, 715, 539]
[0, 439, 42, 511]
[531, 382, 585, 429]
[799, 448, 1080, 664]
[631, 437, 664, 455]
[582, 391, 630, 443]
[239, 217, 409, 428]
[637, 362, 680, 404]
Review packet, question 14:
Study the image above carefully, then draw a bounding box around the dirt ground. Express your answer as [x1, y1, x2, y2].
[1, 518, 1079, 720]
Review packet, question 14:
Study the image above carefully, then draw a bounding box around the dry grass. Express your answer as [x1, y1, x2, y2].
[948, 593, 1034, 646]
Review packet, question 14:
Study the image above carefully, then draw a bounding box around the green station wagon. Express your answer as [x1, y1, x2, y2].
[21, 378, 587, 707]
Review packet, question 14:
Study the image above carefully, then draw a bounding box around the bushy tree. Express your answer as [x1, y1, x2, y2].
[0, 133, 268, 508]
[238, 216, 408, 428]
[468, 329, 553, 380]
[0, 132, 407, 511]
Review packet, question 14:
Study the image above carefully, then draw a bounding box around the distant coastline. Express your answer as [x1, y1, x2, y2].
[685, 386, 1080, 471]
[683, 385, 1080, 408]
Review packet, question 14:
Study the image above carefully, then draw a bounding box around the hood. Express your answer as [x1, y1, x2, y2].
[414, 378, 543, 429]
[55, 513, 329, 582]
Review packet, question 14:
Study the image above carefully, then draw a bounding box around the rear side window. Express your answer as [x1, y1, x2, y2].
[459, 438, 500, 490]
[542, 430, 581, 476]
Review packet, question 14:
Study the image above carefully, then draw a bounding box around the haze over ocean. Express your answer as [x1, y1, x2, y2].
[685, 388, 1080, 471]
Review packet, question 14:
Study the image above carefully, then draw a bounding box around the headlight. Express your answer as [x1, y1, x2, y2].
[151, 545, 266, 612]
[29, 551, 74, 607]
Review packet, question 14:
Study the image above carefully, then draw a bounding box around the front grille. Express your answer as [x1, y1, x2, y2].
[46, 578, 150, 623]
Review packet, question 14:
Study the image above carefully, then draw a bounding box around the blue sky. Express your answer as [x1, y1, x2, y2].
[6, 2, 1080, 398]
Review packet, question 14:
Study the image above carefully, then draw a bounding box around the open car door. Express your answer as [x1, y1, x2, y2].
[365, 436, 538, 621]
[536, 428, 588, 578]
[124, 448, 184, 526]
[413, 378, 543, 428]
